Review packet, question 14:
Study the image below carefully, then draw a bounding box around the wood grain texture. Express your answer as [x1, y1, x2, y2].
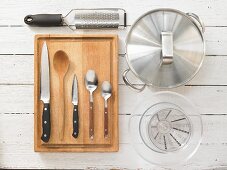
[34, 34, 118, 151]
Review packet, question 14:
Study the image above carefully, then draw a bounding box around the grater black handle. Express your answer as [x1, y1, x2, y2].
[24, 14, 63, 26]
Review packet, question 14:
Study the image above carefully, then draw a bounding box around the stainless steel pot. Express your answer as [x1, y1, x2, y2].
[123, 9, 205, 91]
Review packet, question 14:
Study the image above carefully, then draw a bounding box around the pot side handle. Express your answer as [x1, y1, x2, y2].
[186, 13, 205, 33]
[122, 69, 146, 92]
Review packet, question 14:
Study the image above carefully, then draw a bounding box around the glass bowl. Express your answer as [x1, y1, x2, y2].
[129, 91, 203, 166]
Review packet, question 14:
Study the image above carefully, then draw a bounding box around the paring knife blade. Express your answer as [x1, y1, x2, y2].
[72, 74, 79, 138]
[40, 41, 51, 143]
[72, 74, 78, 105]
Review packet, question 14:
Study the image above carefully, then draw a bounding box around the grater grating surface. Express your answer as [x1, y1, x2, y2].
[64, 8, 126, 30]
[74, 10, 120, 28]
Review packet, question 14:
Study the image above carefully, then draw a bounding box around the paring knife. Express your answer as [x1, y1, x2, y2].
[40, 41, 51, 143]
[72, 74, 79, 138]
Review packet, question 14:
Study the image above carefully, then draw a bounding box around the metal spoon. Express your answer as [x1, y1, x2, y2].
[53, 50, 70, 141]
[85, 70, 98, 139]
[101, 81, 112, 138]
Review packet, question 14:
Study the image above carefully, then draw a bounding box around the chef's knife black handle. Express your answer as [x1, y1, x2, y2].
[72, 105, 79, 138]
[24, 14, 63, 26]
[41, 103, 51, 143]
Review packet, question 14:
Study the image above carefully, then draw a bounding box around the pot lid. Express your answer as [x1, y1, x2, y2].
[126, 9, 205, 88]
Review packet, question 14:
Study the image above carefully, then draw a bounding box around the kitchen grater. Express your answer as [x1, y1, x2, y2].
[24, 8, 127, 30]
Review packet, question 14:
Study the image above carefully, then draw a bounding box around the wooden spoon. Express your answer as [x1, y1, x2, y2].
[53, 50, 70, 140]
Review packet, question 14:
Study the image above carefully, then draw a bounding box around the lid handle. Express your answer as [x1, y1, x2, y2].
[122, 69, 146, 92]
[161, 32, 173, 65]
[186, 13, 205, 33]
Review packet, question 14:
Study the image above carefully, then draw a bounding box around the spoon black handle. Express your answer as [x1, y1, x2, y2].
[89, 101, 94, 139]
[72, 105, 79, 138]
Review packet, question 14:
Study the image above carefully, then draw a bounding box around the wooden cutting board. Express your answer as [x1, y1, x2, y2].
[34, 34, 118, 152]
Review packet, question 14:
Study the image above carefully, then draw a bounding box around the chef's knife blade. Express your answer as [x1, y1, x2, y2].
[72, 74, 79, 138]
[40, 41, 51, 143]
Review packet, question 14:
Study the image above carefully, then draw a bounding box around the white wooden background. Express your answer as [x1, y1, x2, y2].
[0, 0, 227, 169]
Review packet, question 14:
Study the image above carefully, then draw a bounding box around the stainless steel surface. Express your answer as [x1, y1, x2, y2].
[63, 8, 126, 30]
[85, 70, 98, 102]
[186, 13, 205, 33]
[123, 69, 146, 92]
[85, 70, 98, 139]
[74, 10, 119, 29]
[148, 108, 191, 152]
[40, 42, 50, 103]
[161, 32, 173, 64]
[101, 81, 112, 107]
[124, 8, 205, 89]
[72, 74, 78, 105]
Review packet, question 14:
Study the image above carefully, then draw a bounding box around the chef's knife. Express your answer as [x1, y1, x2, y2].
[40, 42, 51, 143]
[72, 74, 79, 138]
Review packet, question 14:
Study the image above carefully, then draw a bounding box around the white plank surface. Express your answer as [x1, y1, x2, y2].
[0, 27, 227, 55]
[0, 0, 227, 169]
[1, 0, 227, 27]
[1, 142, 227, 169]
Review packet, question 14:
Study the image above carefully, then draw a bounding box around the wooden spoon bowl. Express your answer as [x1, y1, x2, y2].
[53, 51, 70, 75]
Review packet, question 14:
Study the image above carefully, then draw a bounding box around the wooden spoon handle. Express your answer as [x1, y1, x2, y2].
[59, 78, 65, 141]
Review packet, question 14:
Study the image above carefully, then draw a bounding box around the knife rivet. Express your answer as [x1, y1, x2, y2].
[44, 121, 47, 124]
[105, 112, 107, 114]
[74, 132, 77, 135]
[74, 120, 77, 123]
[74, 109, 77, 111]
[44, 108, 47, 111]
[44, 134, 47, 137]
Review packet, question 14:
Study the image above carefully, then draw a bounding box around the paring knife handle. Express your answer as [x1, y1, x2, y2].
[72, 105, 79, 138]
[24, 14, 63, 26]
[89, 102, 94, 139]
[104, 107, 108, 138]
[41, 103, 51, 143]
